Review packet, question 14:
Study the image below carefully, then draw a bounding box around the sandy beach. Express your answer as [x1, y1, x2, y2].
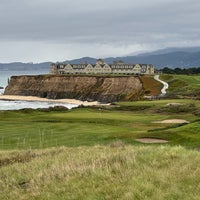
[0, 95, 105, 106]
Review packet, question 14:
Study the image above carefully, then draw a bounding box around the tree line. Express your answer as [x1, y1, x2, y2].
[160, 67, 200, 74]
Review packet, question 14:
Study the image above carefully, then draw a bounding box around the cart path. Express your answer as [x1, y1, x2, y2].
[154, 75, 169, 96]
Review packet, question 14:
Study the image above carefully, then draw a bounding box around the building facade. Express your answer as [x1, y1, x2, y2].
[50, 59, 154, 75]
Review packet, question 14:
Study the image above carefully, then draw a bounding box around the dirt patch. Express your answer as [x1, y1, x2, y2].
[153, 119, 189, 124]
[166, 103, 184, 106]
[0, 152, 37, 167]
[135, 138, 168, 143]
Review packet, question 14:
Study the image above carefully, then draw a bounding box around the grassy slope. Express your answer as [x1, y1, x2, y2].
[0, 145, 200, 200]
[160, 74, 200, 97]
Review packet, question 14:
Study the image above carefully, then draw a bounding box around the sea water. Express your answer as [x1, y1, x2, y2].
[0, 69, 49, 93]
[0, 69, 78, 110]
[0, 100, 78, 110]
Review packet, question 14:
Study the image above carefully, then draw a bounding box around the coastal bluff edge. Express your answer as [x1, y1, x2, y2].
[4, 75, 144, 103]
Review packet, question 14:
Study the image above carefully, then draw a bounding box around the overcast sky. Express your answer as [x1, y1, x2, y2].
[0, 0, 200, 62]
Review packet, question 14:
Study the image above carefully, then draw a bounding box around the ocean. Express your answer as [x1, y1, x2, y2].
[0, 68, 49, 94]
[0, 69, 78, 110]
[0, 100, 78, 110]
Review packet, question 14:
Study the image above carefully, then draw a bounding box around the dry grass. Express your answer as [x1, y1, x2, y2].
[0, 144, 200, 200]
[140, 75, 163, 95]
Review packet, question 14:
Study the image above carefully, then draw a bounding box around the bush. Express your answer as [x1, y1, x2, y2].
[37, 106, 69, 112]
[156, 103, 196, 113]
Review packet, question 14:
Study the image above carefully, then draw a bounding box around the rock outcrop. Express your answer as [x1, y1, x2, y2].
[4, 75, 144, 102]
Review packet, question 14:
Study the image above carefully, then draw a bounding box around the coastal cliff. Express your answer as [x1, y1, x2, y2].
[4, 75, 144, 102]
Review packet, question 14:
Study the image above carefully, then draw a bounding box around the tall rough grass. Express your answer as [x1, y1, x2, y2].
[0, 144, 200, 199]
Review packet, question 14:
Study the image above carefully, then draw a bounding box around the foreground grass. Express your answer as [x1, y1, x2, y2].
[0, 144, 200, 200]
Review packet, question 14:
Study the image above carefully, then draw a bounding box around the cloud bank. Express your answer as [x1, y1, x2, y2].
[0, 0, 200, 62]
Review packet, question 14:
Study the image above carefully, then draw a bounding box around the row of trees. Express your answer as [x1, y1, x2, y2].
[160, 67, 200, 74]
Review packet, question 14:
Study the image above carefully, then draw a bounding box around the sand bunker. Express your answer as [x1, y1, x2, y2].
[153, 119, 189, 124]
[135, 138, 168, 143]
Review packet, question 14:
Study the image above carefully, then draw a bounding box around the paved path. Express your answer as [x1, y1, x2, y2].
[154, 75, 169, 96]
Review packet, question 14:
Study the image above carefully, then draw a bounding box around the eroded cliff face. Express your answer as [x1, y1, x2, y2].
[4, 75, 144, 102]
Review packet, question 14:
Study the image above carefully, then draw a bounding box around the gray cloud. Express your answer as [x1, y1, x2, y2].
[0, 0, 200, 62]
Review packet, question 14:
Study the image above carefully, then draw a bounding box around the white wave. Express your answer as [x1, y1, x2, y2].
[0, 100, 78, 110]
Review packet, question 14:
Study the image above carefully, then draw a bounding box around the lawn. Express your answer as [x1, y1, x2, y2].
[0, 99, 200, 149]
[0, 108, 166, 149]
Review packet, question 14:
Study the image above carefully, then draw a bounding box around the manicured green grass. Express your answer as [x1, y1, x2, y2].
[116, 99, 200, 148]
[0, 99, 200, 149]
[0, 108, 166, 149]
[117, 98, 200, 107]
[144, 120, 200, 147]
[1, 145, 200, 200]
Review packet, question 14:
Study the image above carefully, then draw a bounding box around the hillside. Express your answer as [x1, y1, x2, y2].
[64, 51, 200, 68]
[160, 74, 200, 98]
[1, 47, 200, 70]
[1, 145, 200, 200]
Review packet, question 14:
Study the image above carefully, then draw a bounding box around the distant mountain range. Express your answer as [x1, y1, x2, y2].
[1, 47, 200, 70]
